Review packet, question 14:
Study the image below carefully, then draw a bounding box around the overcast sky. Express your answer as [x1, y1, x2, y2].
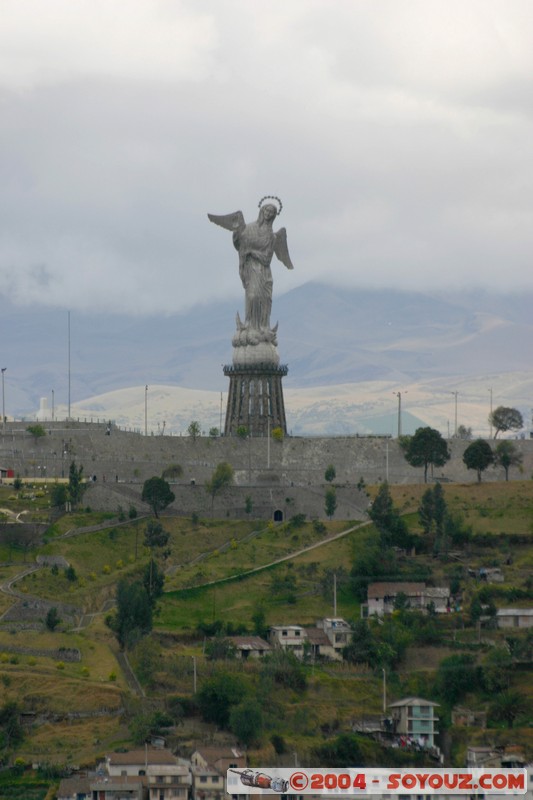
[1, 0, 532, 316]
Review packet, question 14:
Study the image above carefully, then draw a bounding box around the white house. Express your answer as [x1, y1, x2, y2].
[268, 625, 306, 656]
[496, 608, 533, 629]
[364, 582, 450, 617]
[190, 746, 245, 800]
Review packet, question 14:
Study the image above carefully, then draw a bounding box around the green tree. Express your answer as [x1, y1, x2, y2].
[494, 440, 523, 481]
[45, 607, 61, 631]
[67, 461, 85, 505]
[482, 646, 512, 693]
[271, 734, 286, 755]
[435, 653, 478, 704]
[368, 482, 412, 549]
[26, 423, 46, 441]
[0, 702, 24, 751]
[187, 420, 201, 441]
[205, 633, 236, 661]
[229, 698, 263, 746]
[144, 519, 169, 551]
[143, 519, 169, 601]
[236, 425, 248, 439]
[209, 427, 220, 438]
[456, 425, 472, 440]
[110, 579, 153, 649]
[418, 486, 434, 534]
[50, 483, 68, 508]
[463, 439, 494, 482]
[313, 733, 364, 768]
[350, 533, 396, 602]
[489, 690, 528, 729]
[251, 605, 268, 639]
[161, 463, 183, 480]
[403, 427, 450, 483]
[205, 462, 234, 513]
[324, 464, 336, 483]
[343, 621, 378, 667]
[142, 559, 165, 607]
[419, 482, 448, 549]
[432, 482, 447, 535]
[244, 495, 253, 515]
[271, 426, 284, 442]
[141, 476, 175, 517]
[324, 486, 337, 519]
[489, 406, 523, 438]
[260, 649, 307, 691]
[196, 672, 246, 728]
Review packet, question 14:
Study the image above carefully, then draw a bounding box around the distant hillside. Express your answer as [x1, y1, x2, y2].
[3, 284, 533, 435]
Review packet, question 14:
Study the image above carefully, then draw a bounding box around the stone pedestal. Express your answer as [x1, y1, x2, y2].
[223, 362, 288, 437]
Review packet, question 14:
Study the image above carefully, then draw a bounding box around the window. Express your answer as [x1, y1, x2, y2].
[200, 776, 208, 783]
[282, 630, 288, 636]
[295, 630, 300, 637]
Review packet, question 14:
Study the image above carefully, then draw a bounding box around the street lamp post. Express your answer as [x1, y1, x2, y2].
[451, 391, 458, 437]
[393, 391, 406, 438]
[1, 368, 6, 432]
[192, 656, 197, 693]
[144, 385, 148, 436]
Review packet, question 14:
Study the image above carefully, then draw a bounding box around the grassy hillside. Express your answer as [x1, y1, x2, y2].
[0, 480, 532, 768]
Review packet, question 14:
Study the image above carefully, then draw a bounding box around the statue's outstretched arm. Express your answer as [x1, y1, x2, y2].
[274, 227, 294, 270]
[207, 210, 245, 232]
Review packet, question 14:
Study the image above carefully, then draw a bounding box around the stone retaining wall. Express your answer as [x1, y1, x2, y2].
[2, 422, 532, 519]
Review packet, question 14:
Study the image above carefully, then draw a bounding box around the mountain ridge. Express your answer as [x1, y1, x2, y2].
[3, 283, 532, 435]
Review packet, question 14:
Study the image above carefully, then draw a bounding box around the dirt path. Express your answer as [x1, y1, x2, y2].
[170, 518, 371, 592]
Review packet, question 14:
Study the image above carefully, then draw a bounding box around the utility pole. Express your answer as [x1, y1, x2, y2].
[267, 415, 271, 469]
[394, 391, 406, 438]
[67, 311, 71, 419]
[451, 391, 458, 437]
[144, 385, 148, 436]
[1, 368, 6, 431]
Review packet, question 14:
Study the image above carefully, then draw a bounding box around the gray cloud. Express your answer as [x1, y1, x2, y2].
[1, 0, 532, 314]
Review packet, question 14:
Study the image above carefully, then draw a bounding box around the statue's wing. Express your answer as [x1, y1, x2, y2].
[207, 210, 245, 231]
[274, 227, 294, 270]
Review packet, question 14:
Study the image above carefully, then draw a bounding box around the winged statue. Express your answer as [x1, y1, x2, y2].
[208, 198, 294, 335]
